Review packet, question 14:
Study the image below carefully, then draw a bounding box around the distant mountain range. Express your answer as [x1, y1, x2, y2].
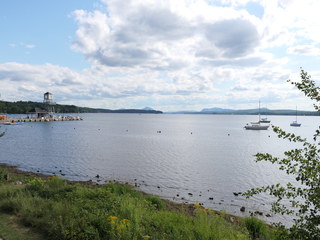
[0, 101, 163, 114]
[95, 108, 162, 114]
[201, 107, 234, 113]
[1, 100, 319, 116]
[168, 107, 319, 116]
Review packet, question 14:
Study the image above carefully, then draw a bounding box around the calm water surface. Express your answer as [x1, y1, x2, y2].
[0, 113, 318, 224]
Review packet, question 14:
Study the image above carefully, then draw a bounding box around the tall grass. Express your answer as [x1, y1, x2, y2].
[244, 217, 275, 240]
[0, 174, 278, 240]
[0, 168, 8, 182]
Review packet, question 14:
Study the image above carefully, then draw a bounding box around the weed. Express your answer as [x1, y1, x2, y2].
[0, 168, 8, 182]
[244, 217, 273, 240]
[0, 174, 277, 240]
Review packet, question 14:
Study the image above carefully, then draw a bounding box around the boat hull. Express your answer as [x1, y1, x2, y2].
[244, 101, 270, 130]
[260, 118, 270, 123]
[244, 125, 269, 130]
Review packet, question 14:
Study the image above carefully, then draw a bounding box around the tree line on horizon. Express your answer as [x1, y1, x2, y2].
[0, 100, 318, 115]
[0, 101, 99, 114]
[0, 101, 163, 114]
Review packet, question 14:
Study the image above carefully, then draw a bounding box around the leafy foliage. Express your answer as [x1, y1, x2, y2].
[244, 217, 274, 240]
[291, 69, 320, 112]
[0, 172, 277, 240]
[244, 69, 320, 240]
[0, 168, 8, 182]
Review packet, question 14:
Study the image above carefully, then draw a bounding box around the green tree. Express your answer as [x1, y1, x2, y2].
[244, 69, 320, 240]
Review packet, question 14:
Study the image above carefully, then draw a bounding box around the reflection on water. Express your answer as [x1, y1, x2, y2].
[0, 113, 317, 224]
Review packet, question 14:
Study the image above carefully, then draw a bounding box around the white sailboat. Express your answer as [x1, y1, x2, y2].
[290, 106, 301, 127]
[260, 117, 271, 123]
[260, 105, 271, 123]
[244, 101, 270, 130]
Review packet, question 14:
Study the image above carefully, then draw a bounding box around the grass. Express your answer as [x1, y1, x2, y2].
[0, 212, 45, 240]
[244, 217, 275, 240]
[0, 165, 279, 240]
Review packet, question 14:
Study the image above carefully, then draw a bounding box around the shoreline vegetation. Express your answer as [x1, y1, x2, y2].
[0, 101, 163, 114]
[0, 100, 319, 116]
[0, 163, 280, 240]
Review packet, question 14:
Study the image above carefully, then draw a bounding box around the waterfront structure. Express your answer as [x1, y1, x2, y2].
[43, 92, 56, 117]
[26, 92, 56, 119]
[0, 92, 83, 124]
[27, 107, 50, 118]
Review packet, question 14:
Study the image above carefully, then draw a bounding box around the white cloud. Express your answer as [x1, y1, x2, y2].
[71, 0, 262, 70]
[0, 62, 87, 102]
[71, 10, 110, 55]
[287, 45, 320, 57]
[8, 42, 36, 49]
[259, 0, 320, 48]
[2, 0, 320, 111]
[23, 44, 36, 49]
[68, 0, 290, 111]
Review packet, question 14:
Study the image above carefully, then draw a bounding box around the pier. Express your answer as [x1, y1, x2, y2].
[0, 92, 84, 125]
[0, 116, 83, 125]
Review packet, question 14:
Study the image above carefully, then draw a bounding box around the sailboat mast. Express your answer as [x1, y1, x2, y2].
[259, 100, 261, 122]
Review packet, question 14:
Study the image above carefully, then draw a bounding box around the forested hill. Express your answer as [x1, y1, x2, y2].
[0, 101, 99, 114]
[0, 101, 163, 114]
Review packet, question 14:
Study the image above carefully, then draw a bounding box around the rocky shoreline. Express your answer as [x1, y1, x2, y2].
[0, 162, 247, 223]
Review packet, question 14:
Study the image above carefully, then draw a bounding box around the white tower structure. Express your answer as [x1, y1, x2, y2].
[43, 92, 56, 117]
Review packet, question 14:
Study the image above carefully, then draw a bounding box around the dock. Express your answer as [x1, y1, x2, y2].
[0, 116, 83, 125]
[0, 92, 86, 125]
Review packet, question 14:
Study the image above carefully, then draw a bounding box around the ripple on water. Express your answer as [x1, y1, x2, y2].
[1, 113, 313, 225]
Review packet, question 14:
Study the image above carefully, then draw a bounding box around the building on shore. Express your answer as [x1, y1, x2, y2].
[43, 92, 55, 117]
[26, 92, 56, 119]
[26, 107, 50, 118]
[0, 92, 83, 123]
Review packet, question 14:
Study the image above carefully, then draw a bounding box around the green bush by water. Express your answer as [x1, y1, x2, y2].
[0, 168, 8, 182]
[0, 175, 278, 240]
[244, 217, 276, 240]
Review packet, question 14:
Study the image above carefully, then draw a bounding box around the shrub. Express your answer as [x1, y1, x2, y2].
[244, 69, 320, 239]
[244, 217, 271, 240]
[145, 195, 165, 210]
[0, 168, 8, 182]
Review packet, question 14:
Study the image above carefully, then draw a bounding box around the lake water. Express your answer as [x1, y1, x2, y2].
[0, 113, 318, 224]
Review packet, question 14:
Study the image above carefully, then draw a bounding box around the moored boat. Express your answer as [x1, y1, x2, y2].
[245, 122, 269, 130]
[290, 121, 301, 127]
[244, 101, 270, 130]
[260, 117, 271, 123]
[290, 106, 301, 127]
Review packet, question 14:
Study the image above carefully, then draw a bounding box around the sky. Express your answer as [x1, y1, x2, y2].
[1, 0, 320, 111]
